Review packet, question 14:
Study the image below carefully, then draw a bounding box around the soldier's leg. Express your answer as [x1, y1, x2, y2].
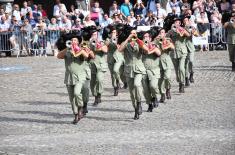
[66, 85, 77, 115]
[165, 68, 172, 99]
[185, 53, 190, 86]
[228, 44, 235, 71]
[74, 82, 84, 108]
[134, 73, 143, 103]
[142, 75, 152, 109]
[82, 79, 90, 114]
[172, 58, 180, 82]
[108, 63, 116, 88]
[179, 55, 187, 93]
[90, 73, 96, 96]
[113, 61, 122, 84]
[127, 77, 136, 109]
[96, 70, 105, 95]
[189, 51, 195, 83]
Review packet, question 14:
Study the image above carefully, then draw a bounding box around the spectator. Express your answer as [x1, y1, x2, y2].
[32, 5, 42, 22]
[48, 18, 60, 56]
[100, 13, 113, 28]
[0, 15, 10, 32]
[133, 14, 146, 26]
[133, 0, 145, 16]
[168, 0, 182, 16]
[91, 1, 104, 25]
[38, 4, 47, 18]
[20, 18, 32, 55]
[181, 0, 191, 14]
[83, 15, 96, 27]
[4, 12, 11, 24]
[60, 16, 72, 31]
[205, 0, 217, 17]
[76, 0, 88, 11]
[109, 1, 120, 18]
[112, 13, 122, 24]
[220, 0, 231, 13]
[193, 0, 206, 17]
[120, 0, 133, 18]
[9, 16, 22, 52]
[125, 15, 135, 26]
[72, 18, 83, 30]
[48, 17, 59, 30]
[12, 4, 21, 21]
[130, 10, 136, 22]
[21, 1, 32, 18]
[53, 0, 67, 17]
[145, 10, 156, 26]
[196, 11, 210, 51]
[147, 0, 157, 12]
[153, 1, 167, 27]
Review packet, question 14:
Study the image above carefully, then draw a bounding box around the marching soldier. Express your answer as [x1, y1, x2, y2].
[155, 28, 175, 103]
[168, 17, 190, 93]
[89, 26, 108, 106]
[57, 32, 91, 124]
[119, 27, 152, 120]
[142, 30, 161, 111]
[105, 25, 126, 96]
[81, 27, 95, 115]
[183, 16, 198, 86]
[224, 13, 235, 71]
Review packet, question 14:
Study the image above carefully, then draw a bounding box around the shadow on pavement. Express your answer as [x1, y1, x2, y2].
[0, 116, 70, 124]
[7, 110, 72, 119]
[19, 101, 68, 105]
[88, 107, 133, 113]
[195, 65, 231, 71]
[85, 116, 134, 122]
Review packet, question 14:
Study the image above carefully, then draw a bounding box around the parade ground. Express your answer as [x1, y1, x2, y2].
[0, 50, 234, 155]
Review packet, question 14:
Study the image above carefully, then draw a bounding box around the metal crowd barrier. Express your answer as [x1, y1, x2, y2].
[0, 25, 229, 57]
[0, 30, 61, 57]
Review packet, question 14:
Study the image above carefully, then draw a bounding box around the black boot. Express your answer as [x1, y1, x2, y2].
[185, 77, 190, 87]
[93, 96, 99, 106]
[72, 114, 79, 124]
[152, 97, 159, 108]
[97, 93, 101, 103]
[123, 82, 128, 89]
[159, 94, 165, 103]
[179, 83, 185, 93]
[78, 107, 84, 120]
[83, 102, 88, 115]
[166, 89, 171, 99]
[114, 87, 119, 96]
[137, 102, 142, 115]
[189, 73, 194, 83]
[232, 62, 235, 72]
[147, 103, 153, 112]
[134, 108, 139, 120]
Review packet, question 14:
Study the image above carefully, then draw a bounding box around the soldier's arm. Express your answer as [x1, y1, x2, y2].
[100, 45, 108, 53]
[147, 47, 161, 56]
[57, 48, 67, 59]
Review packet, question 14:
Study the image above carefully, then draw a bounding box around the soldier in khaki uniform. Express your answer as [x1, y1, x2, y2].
[80, 27, 96, 115]
[155, 28, 174, 103]
[119, 28, 153, 120]
[89, 27, 108, 106]
[104, 26, 126, 96]
[57, 33, 91, 124]
[183, 16, 198, 86]
[142, 31, 161, 112]
[168, 17, 190, 93]
[224, 13, 235, 71]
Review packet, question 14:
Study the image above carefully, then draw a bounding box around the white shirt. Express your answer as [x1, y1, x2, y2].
[100, 18, 113, 28]
[21, 7, 32, 16]
[0, 21, 10, 31]
[148, 0, 157, 12]
[12, 10, 21, 21]
[153, 8, 167, 20]
[53, 4, 67, 17]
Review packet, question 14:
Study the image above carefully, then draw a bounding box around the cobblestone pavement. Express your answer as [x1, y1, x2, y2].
[0, 50, 234, 155]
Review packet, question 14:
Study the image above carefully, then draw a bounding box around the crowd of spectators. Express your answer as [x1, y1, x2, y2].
[0, 0, 235, 56]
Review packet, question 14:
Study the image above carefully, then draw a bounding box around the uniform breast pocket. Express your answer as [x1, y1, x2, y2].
[100, 62, 108, 72]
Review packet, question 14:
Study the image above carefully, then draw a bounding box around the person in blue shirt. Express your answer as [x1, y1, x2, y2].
[120, 0, 133, 18]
